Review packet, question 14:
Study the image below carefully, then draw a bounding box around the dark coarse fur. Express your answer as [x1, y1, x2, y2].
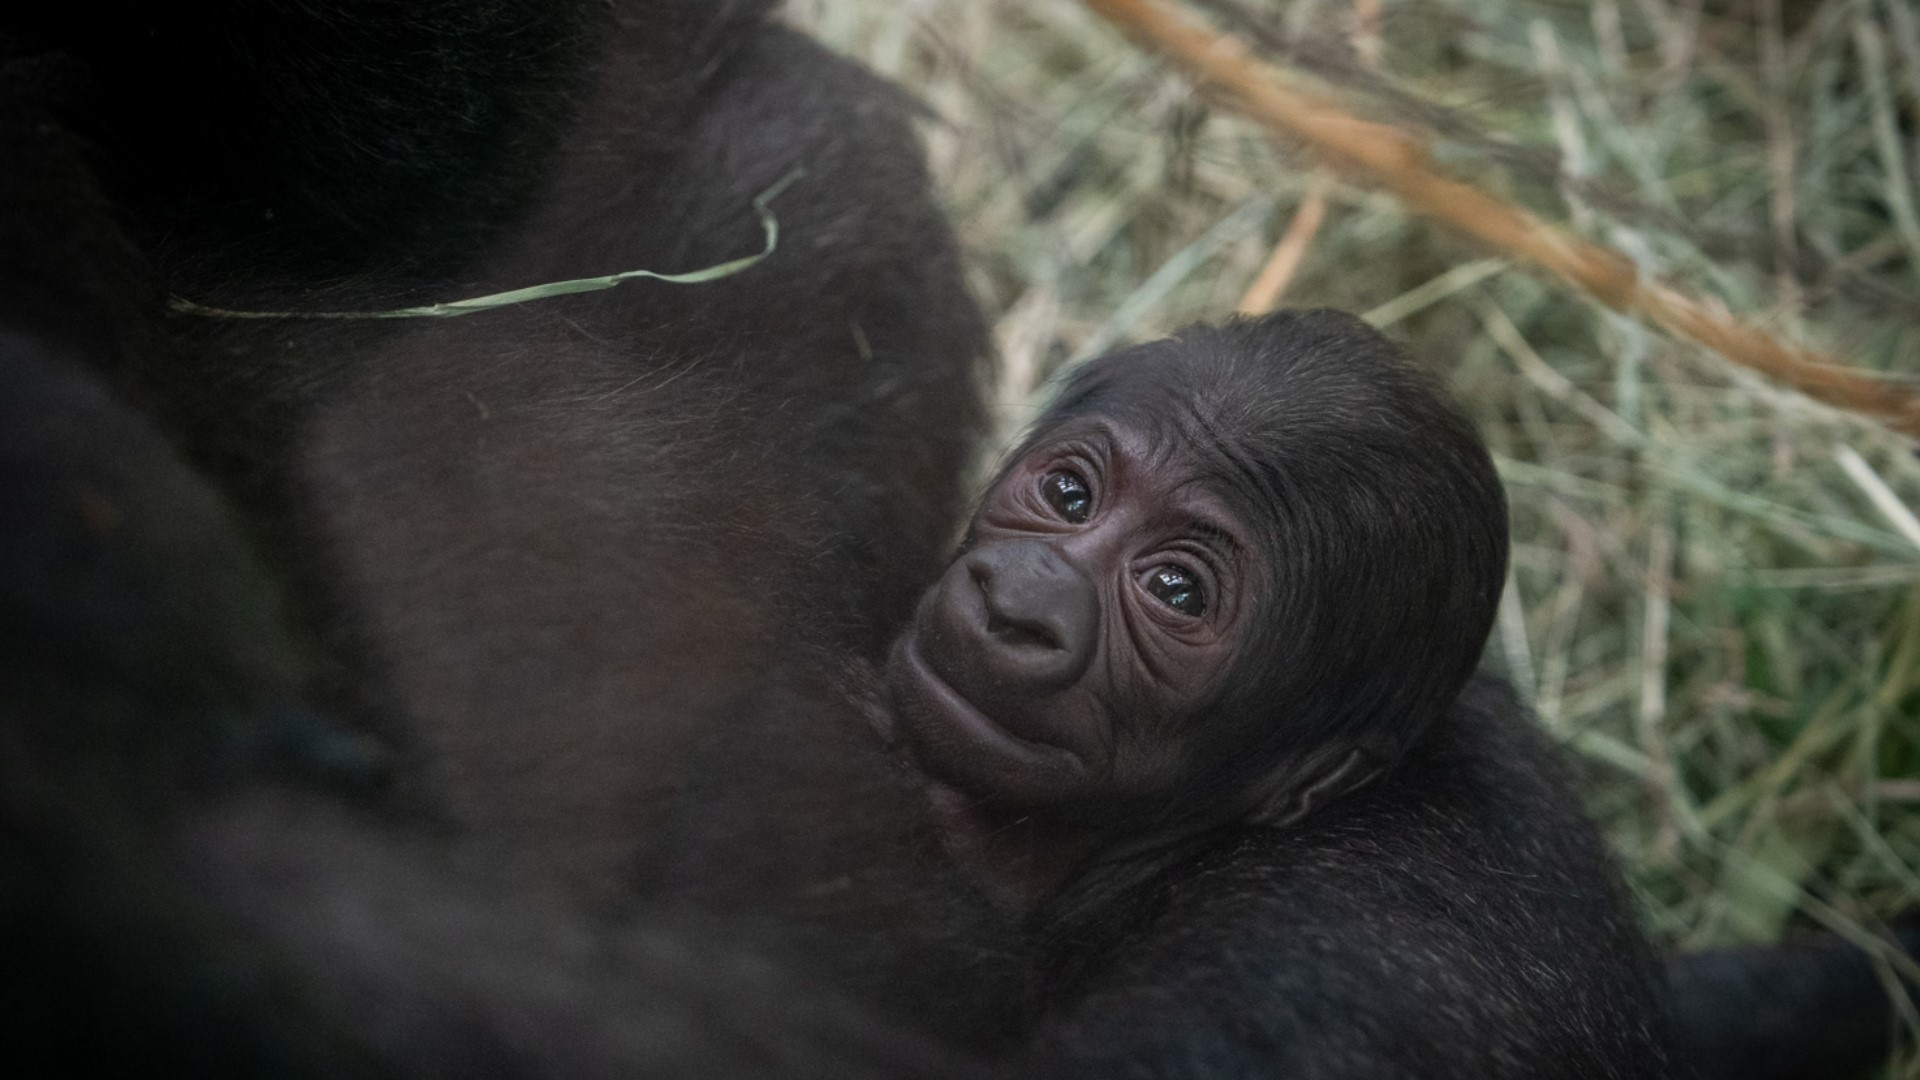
[639, 654, 1037, 1047]
[8, 0, 991, 897]
[1033, 676, 1668, 1080]
[1025, 313, 1508, 826]
[1665, 919, 1920, 1080]
[4, 0, 999, 1072]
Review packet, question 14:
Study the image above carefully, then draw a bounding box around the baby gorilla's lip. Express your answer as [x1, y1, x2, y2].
[892, 633, 1084, 776]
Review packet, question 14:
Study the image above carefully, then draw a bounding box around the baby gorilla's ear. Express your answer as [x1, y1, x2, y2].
[1246, 744, 1386, 830]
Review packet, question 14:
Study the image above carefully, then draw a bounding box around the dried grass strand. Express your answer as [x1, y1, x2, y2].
[1237, 173, 1332, 315]
[1081, 0, 1920, 439]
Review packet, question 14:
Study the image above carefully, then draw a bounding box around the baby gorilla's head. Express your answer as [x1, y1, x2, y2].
[886, 310, 1508, 837]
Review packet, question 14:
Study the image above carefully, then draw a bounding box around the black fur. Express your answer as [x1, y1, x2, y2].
[1019, 314, 1510, 827]
[4, 0, 994, 1070]
[1033, 676, 1667, 1079]
[1667, 919, 1920, 1080]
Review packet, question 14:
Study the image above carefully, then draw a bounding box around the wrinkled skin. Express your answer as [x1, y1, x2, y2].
[888, 420, 1260, 816]
[885, 311, 1513, 868]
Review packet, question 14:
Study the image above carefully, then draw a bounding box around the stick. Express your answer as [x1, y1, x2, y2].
[1082, 0, 1920, 439]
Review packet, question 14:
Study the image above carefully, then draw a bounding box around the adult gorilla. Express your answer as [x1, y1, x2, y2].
[2, 0, 987, 895]
[5, 0, 1000, 1071]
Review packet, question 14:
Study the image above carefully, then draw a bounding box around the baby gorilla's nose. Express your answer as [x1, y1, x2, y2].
[962, 540, 1097, 694]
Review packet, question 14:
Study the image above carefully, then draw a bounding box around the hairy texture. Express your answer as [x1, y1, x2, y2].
[1667, 921, 1920, 1080]
[16, 0, 599, 265]
[640, 653, 1036, 1046]
[292, 17, 989, 893]
[1034, 313, 1507, 779]
[1034, 677, 1667, 1080]
[5, 0, 989, 897]
[3, 0, 995, 1066]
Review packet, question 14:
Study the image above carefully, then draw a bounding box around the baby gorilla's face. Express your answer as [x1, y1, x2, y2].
[885, 418, 1260, 815]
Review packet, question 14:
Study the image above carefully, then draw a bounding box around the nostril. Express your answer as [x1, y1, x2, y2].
[975, 566, 1064, 652]
[953, 541, 1097, 694]
[986, 612, 1061, 652]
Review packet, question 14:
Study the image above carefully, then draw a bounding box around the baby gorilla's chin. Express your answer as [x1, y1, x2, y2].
[883, 630, 1087, 805]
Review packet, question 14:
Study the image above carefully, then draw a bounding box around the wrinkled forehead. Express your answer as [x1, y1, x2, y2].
[1023, 348, 1286, 525]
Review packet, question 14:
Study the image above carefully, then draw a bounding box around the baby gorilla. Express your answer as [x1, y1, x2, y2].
[885, 308, 1508, 898]
[844, 310, 1672, 1076]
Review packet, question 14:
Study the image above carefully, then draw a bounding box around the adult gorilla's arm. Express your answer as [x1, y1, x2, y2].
[0, 20, 983, 1074]
[1666, 922, 1920, 1080]
[127, 791, 1000, 1080]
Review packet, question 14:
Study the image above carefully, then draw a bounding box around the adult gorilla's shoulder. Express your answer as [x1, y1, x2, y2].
[3, 1, 991, 1072]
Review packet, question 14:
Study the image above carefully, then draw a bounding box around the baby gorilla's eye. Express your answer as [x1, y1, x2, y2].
[1040, 470, 1093, 523]
[1144, 565, 1208, 617]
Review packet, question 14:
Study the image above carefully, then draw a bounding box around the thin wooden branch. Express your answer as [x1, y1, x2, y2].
[1237, 173, 1332, 315]
[1082, 0, 1920, 440]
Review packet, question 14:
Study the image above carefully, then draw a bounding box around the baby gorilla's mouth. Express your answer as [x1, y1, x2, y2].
[887, 632, 1084, 785]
